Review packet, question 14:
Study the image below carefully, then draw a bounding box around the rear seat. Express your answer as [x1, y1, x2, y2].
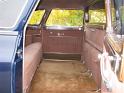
[23, 42, 42, 93]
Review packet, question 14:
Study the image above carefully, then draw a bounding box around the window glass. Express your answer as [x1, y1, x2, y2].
[111, 0, 121, 34]
[121, 6, 124, 23]
[89, 9, 106, 24]
[114, 0, 124, 34]
[46, 10, 83, 27]
[111, 1, 116, 23]
[28, 10, 45, 25]
[0, 0, 29, 29]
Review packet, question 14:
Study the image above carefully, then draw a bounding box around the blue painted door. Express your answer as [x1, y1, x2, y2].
[0, 0, 40, 93]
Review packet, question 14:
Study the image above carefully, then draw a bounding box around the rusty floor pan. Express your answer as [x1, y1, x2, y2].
[28, 60, 99, 93]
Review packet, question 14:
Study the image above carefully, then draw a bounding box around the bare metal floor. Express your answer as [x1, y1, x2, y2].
[29, 60, 99, 93]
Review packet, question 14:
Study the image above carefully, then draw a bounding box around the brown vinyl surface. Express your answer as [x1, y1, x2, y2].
[28, 60, 99, 93]
[42, 30, 83, 54]
[84, 24, 106, 88]
[25, 27, 41, 46]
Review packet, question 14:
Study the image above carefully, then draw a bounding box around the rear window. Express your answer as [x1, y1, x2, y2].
[46, 10, 83, 27]
[28, 10, 45, 25]
[89, 9, 106, 24]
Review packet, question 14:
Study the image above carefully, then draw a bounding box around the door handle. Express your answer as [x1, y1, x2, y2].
[90, 29, 96, 32]
[57, 33, 64, 36]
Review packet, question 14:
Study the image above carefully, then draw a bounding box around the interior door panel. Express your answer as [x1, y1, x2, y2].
[42, 29, 83, 54]
[84, 24, 106, 88]
[25, 26, 41, 46]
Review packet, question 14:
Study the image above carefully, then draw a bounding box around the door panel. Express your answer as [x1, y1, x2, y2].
[84, 42, 101, 87]
[42, 29, 83, 54]
[25, 26, 41, 46]
[85, 26, 105, 51]
[84, 24, 106, 88]
[0, 32, 22, 93]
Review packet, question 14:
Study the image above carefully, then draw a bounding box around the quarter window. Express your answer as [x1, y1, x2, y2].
[89, 9, 106, 24]
[28, 10, 45, 25]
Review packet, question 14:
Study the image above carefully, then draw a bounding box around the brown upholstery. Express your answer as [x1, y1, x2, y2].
[84, 24, 106, 88]
[23, 42, 42, 93]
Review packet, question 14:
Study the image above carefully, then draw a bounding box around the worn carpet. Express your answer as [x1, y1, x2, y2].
[28, 60, 99, 93]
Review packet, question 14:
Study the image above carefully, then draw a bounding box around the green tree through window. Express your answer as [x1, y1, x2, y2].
[46, 10, 83, 26]
[29, 10, 45, 25]
[89, 9, 106, 23]
[28, 9, 106, 26]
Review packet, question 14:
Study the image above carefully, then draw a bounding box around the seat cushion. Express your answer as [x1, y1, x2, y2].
[23, 42, 42, 92]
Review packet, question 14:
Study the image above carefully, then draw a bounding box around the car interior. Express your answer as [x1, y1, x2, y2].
[23, 0, 107, 93]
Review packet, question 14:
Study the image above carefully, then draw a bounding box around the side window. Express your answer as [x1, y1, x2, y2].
[111, 0, 121, 34]
[89, 9, 106, 24]
[111, 0, 116, 23]
[28, 10, 45, 25]
[46, 10, 83, 27]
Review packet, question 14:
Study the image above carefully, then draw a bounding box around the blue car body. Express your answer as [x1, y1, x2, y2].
[0, 0, 40, 93]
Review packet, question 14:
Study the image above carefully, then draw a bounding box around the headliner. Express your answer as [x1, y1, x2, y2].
[37, 0, 105, 10]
